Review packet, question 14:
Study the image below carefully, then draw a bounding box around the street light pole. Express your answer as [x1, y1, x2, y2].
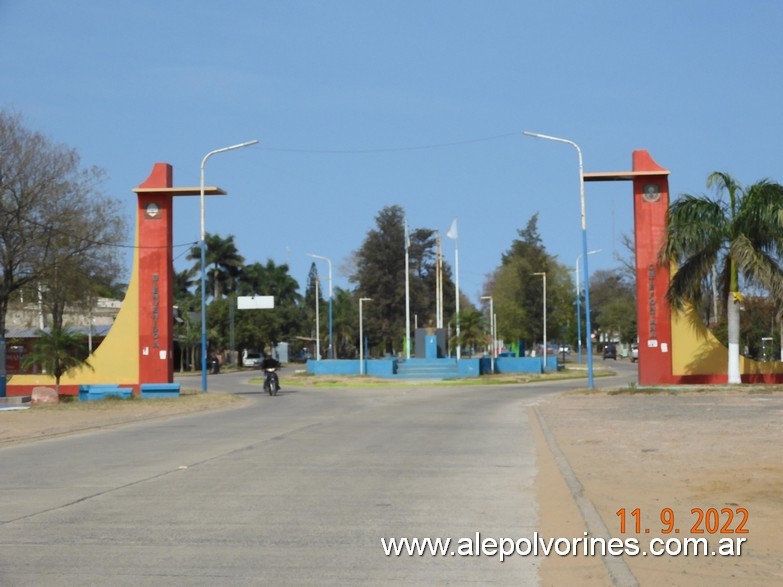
[404, 220, 411, 360]
[575, 248, 601, 364]
[359, 297, 372, 375]
[314, 276, 320, 360]
[200, 139, 258, 393]
[533, 273, 547, 371]
[480, 295, 494, 374]
[524, 131, 595, 388]
[307, 253, 332, 359]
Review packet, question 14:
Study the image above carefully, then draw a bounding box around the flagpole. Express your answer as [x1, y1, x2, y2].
[436, 232, 442, 328]
[454, 237, 460, 361]
[447, 218, 460, 361]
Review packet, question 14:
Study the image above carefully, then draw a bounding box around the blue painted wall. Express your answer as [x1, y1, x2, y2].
[307, 359, 396, 378]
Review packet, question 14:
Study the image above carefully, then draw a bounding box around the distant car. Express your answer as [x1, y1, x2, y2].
[242, 351, 262, 368]
[630, 343, 639, 363]
[603, 344, 617, 360]
[290, 349, 313, 363]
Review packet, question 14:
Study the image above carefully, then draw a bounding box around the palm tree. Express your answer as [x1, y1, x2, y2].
[455, 308, 485, 357]
[659, 172, 783, 383]
[187, 233, 244, 300]
[22, 328, 93, 394]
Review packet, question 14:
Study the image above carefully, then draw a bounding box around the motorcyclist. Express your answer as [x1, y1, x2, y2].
[261, 352, 281, 391]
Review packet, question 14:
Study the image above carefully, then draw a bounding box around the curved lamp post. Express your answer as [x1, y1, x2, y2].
[524, 131, 594, 388]
[307, 253, 332, 359]
[200, 139, 258, 393]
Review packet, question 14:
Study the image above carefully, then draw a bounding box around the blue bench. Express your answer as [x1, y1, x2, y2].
[140, 383, 181, 399]
[78, 385, 133, 402]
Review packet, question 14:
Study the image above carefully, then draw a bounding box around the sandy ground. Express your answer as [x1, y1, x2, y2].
[533, 390, 783, 586]
[2, 388, 780, 585]
[0, 392, 244, 447]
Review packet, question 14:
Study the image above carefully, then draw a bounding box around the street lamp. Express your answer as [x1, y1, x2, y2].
[575, 249, 602, 364]
[524, 131, 595, 388]
[480, 295, 494, 374]
[359, 297, 372, 375]
[314, 275, 320, 360]
[200, 139, 258, 393]
[307, 253, 332, 359]
[532, 272, 547, 371]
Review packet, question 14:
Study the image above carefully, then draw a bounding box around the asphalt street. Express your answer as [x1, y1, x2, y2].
[0, 362, 636, 586]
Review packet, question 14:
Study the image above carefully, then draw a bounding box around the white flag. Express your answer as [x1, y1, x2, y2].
[446, 218, 458, 240]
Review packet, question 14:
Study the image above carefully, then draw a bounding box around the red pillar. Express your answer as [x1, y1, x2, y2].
[631, 151, 675, 385]
[136, 163, 175, 384]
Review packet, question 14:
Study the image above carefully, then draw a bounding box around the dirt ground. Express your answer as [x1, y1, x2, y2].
[533, 390, 783, 586]
[2, 387, 780, 585]
[0, 392, 244, 447]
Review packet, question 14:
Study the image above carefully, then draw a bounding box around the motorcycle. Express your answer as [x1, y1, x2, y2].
[263, 366, 280, 396]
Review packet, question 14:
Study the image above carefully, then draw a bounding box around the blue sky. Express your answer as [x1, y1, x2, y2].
[3, 1, 782, 304]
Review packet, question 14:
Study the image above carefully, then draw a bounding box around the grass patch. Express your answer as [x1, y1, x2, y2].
[33, 391, 242, 412]
[253, 367, 617, 388]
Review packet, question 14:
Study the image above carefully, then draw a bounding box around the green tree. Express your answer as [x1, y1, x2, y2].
[332, 287, 358, 358]
[660, 172, 783, 383]
[486, 213, 573, 353]
[454, 308, 484, 356]
[349, 205, 458, 356]
[187, 233, 244, 300]
[589, 269, 637, 344]
[350, 206, 403, 354]
[21, 328, 93, 393]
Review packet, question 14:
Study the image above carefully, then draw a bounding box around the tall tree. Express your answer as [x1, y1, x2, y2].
[660, 172, 783, 383]
[187, 233, 244, 300]
[487, 213, 573, 353]
[0, 110, 126, 338]
[589, 268, 637, 344]
[349, 205, 408, 355]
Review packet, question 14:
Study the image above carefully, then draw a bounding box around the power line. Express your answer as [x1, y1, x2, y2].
[257, 131, 520, 154]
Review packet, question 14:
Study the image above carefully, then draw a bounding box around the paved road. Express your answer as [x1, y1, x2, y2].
[0, 364, 636, 586]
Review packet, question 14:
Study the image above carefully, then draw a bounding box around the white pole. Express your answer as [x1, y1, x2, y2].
[439, 233, 444, 328]
[359, 298, 372, 375]
[314, 276, 320, 361]
[455, 241, 460, 360]
[533, 272, 547, 371]
[404, 220, 411, 359]
[199, 139, 258, 393]
[307, 254, 332, 359]
[447, 220, 460, 360]
[481, 295, 494, 373]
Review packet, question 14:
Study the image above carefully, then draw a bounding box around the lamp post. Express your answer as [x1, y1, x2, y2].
[532, 272, 547, 371]
[575, 249, 602, 364]
[359, 297, 372, 375]
[404, 220, 411, 359]
[524, 131, 595, 388]
[200, 139, 258, 393]
[480, 295, 494, 374]
[307, 253, 332, 359]
[314, 276, 320, 360]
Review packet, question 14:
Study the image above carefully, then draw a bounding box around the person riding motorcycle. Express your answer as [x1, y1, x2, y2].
[261, 352, 281, 393]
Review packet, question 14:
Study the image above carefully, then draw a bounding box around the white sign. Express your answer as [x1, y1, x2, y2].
[237, 295, 275, 310]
